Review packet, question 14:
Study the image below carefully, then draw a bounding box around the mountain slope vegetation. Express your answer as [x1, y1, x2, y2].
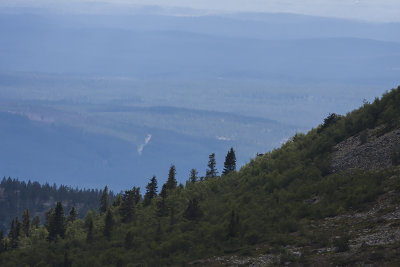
[0, 86, 399, 266]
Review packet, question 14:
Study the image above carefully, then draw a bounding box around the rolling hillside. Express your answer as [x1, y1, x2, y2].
[0, 86, 399, 266]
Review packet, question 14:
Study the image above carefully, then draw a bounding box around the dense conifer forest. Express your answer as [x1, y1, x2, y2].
[0, 87, 399, 266]
[0, 178, 113, 232]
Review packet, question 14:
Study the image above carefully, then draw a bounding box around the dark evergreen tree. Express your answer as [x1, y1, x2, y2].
[144, 176, 158, 205]
[223, 147, 236, 175]
[157, 184, 168, 217]
[8, 217, 20, 248]
[120, 190, 136, 223]
[31, 216, 40, 229]
[166, 165, 177, 190]
[45, 208, 54, 231]
[67, 207, 78, 223]
[189, 168, 198, 184]
[21, 209, 30, 237]
[99, 186, 110, 214]
[113, 194, 122, 207]
[183, 198, 203, 221]
[48, 202, 65, 241]
[227, 210, 239, 238]
[124, 231, 134, 250]
[132, 186, 141, 204]
[206, 153, 218, 178]
[63, 252, 72, 267]
[103, 209, 114, 240]
[86, 218, 94, 243]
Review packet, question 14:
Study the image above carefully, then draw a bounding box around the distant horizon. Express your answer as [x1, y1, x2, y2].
[1, 0, 400, 23]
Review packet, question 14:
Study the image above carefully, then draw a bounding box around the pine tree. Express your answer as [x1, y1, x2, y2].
[227, 210, 239, 238]
[157, 184, 168, 217]
[86, 218, 94, 243]
[113, 194, 122, 207]
[99, 186, 110, 214]
[120, 190, 136, 223]
[132, 186, 141, 204]
[144, 176, 158, 205]
[8, 217, 20, 248]
[45, 208, 54, 231]
[124, 231, 134, 249]
[223, 147, 236, 175]
[21, 209, 30, 237]
[206, 153, 218, 178]
[183, 198, 203, 221]
[189, 169, 198, 184]
[103, 209, 114, 240]
[31, 216, 40, 229]
[63, 252, 72, 267]
[67, 207, 78, 223]
[48, 202, 65, 241]
[166, 165, 177, 190]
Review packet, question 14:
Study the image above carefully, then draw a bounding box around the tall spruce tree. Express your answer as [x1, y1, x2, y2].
[21, 209, 30, 237]
[48, 202, 65, 241]
[227, 210, 240, 238]
[86, 218, 94, 243]
[157, 184, 168, 217]
[189, 169, 198, 184]
[206, 153, 218, 178]
[99, 186, 110, 214]
[144, 176, 158, 205]
[183, 198, 203, 221]
[223, 147, 236, 175]
[132, 186, 141, 205]
[8, 218, 20, 248]
[120, 190, 136, 223]
[31, 216, 40, 229]
[103, 209, 114, 240]
[67, 207, 78, 223]
[166, 165, 177, 190]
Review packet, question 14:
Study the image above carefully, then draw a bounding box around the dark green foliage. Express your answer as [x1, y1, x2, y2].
[120, 190, 136, 223]
[7, 218, 20, 248]
[144, 176, 158, 205]
[103, 210, 114, 240]
[227, 210, 239, 238]
[189, 168, 198, 184]
[21, 210, 30, 237]
[1, 87, 400, 266]
[86, 218, 94, 243]
[318, 113, 342, 133]
[113, 194, 122, 207]
[183, 198, 203, 221]
[124, 231, 134, 250]
[47, 202, 65, 241]
[67, 207, 78, 223]
[63, 252, 72, 267]
[166, 165, 177, 190]
[223, 147, 236, 175]
[157, 184, 168, 217]
[0, 177, 109, 232]
[31, 216, 40, 229]
[206, 153, 218, 178]
[99, 186, 110, 214]
[131, 186, 141, 205]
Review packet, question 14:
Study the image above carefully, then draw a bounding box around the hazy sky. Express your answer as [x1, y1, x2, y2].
[2, 0, 400, 22]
